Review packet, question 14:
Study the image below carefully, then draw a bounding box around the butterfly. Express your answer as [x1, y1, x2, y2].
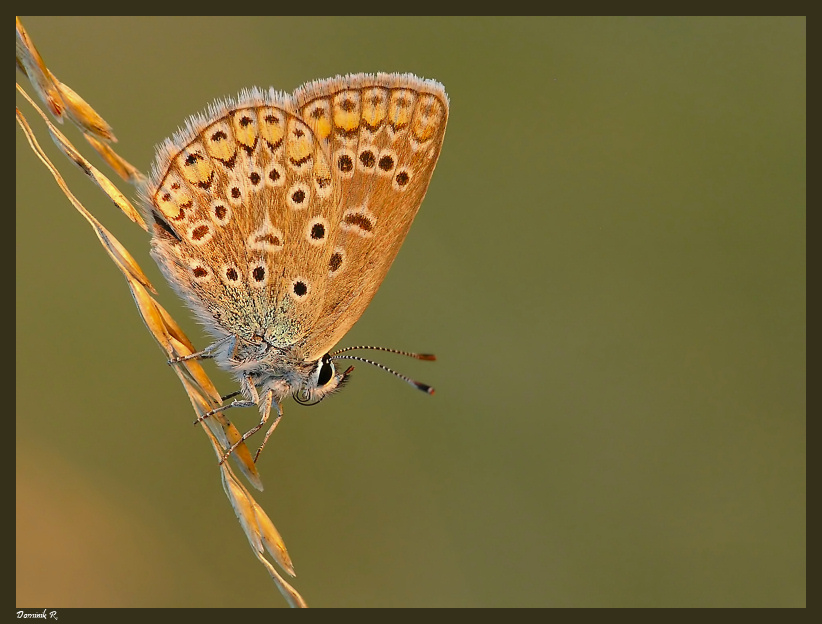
[140, 73, 449, 463]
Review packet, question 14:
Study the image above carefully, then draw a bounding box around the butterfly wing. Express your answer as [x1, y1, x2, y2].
[292, 73, 449, 360]
[144, 90, 341, 349]
[143, 74, 448, 366]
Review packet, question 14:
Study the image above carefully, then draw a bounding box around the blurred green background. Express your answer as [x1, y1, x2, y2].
[16, 16, 805, 607]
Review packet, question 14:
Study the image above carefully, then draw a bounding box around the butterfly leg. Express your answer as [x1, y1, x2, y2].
[217, 388, 280, 465]
[193, 375, 258, 425]
[253, 398, 283, 463]
[168, 334, 234, 364]
[168, 349, 213, 364]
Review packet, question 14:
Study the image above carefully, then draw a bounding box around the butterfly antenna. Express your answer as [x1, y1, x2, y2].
[329, 345, 437, 361]
[330, 355, 435, 395]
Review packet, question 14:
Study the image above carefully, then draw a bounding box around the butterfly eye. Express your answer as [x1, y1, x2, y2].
[317, 357, 335, 386]
[294, 355, 338, 406]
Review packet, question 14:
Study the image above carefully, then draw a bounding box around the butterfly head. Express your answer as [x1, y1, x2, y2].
[293, 353, 354, 406]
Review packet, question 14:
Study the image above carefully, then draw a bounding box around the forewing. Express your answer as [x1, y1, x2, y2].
[293, 73, 449, 360]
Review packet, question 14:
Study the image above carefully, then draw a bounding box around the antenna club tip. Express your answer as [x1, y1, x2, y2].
[418, 353, 437, 361]
[414, 382, 435, 395]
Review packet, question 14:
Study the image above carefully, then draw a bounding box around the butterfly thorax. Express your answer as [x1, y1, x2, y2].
[209, 331, 347, 405]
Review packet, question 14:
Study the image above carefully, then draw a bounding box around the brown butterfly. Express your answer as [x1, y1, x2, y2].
[141, 73, 449, 462]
